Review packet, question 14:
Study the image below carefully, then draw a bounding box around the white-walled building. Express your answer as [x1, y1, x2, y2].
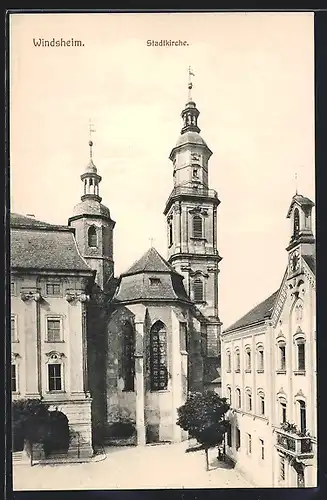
[221, 193, 316, 488]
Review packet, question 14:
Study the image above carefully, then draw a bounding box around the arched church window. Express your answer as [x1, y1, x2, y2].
[122, 321, 135, 392]
[88, 226, 97, 248]
[150, 321, 168, 391]
[193, 278, 204, 302]
[294, 208, 300, 238]
[193, 215, 203, 238]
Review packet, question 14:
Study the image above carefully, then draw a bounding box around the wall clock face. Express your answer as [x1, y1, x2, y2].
[291, 251, 300, 272]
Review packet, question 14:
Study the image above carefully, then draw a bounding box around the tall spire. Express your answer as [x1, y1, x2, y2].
[181, 66, 200, 134]
[80, 120, 102, 202]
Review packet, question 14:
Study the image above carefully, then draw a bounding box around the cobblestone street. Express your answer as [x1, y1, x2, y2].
[13, 442, 254, 491]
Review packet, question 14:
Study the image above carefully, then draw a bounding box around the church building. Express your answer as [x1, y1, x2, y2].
[221, 193, 316, 488]
[10, 76, 222, 454]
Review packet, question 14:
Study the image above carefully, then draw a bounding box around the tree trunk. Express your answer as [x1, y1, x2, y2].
[205, 447, 209, 471]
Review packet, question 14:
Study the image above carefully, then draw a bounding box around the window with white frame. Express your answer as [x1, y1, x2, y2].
[235, 349, 240, 372]
[226, 350, 231, 372]
[279, 399, 287, 424]
[11, 363, 17, 392]
[226, 386, 232, 404]
[295, 338, 306, 372]
[46, 352, 64, 392]
[258, 391, 265, 416]
[245, 388, 252, 412]
[11, 315, 18, 342]
[236, 388, 241, 409]
[257, 345, 264, 371]
[277, 341, 286, 371]
[46, 283, 61, 296]
[245, 347, 251, 372]
[259, 438, 265, 460]
[298, 400, 307, 433]
[246, 433, 252, 455]
[46, 317, 62, 342]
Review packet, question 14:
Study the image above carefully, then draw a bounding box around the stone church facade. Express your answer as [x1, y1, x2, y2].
[10, 88, 222, 452]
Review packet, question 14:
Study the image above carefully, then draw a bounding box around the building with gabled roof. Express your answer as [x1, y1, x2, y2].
[11, 76, 222, 452]
[221, 192, 316, 488]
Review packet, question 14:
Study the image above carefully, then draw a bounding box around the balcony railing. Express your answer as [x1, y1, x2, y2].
[165, 186, 219, 209]
[275, 429, 314, 458]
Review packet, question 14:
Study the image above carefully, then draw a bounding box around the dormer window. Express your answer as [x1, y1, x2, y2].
[149, 277, 161, 286]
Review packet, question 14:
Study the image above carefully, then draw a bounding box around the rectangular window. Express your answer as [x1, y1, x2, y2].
[279, 345, 286, 370]
[236, 428, 241, 450]
[258, 349, 264, 371]
[11, 282, 15, 295]
[260, 396, 265, 415]
[11, 315, 17, 342]
[227, 353, 231, 372]
[47, 319, 61, 342]
[246, 350, 251, 371]
[297, 343, 305, 371]
[48, 364, 62, 391]
[247, 433, 252, 455]
[11, 364, 17, 392]
[259, 439, 264, 460]
[235, 352, 240, 371]
[280, 458, 285, 481]
[247, 393, 252, 412]
[281, 402, 287, 423]
[46, 283, 61, 296]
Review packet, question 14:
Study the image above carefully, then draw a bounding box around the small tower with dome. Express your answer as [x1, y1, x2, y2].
[68, 131, 115, 290]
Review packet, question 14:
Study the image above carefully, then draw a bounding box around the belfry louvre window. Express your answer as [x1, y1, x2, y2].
[293, 208, 300, 238]
[168, 221, 173, 247]
[193, 278, 204, 302]
[88, 226, 97, 247]
[48, 364, 62, 391]
[150, 321, 168, 391]
[122, 322, 135, 392]
[192, 214, 203, 238]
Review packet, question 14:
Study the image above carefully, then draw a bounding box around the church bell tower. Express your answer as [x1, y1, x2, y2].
[163, 69, 222, 359]
[68, 129, 115, 290]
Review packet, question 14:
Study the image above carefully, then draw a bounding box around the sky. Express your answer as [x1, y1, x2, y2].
[9, 12, 315, 327]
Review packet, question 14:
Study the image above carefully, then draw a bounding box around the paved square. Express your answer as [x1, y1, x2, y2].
[13, 442, 254, 490]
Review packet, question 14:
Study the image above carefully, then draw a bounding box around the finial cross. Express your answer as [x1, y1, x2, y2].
[188, 66, 195, 100]
[88, 118, 96, 159]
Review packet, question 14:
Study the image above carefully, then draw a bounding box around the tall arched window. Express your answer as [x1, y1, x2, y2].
[88, 226, 97, 247]
[236, 388, 241, 409]
[150, 321, 168, 391]
[257, 345, 264, 371]
[168, 220, 173, 247]
[245, 347, 251, 372]
[235, 349, 240, 372]
[245, 388, 252, 412]
[226, 386, 232, 404]
[293, 208, 300, 238]
[297, 340, 306, 372]
[258, 390, 265, 415]
[193, 214, 203, 238]
[226, 350, 231, 372]
[193, 278, 204, 302]
[122, 321, 135, 392]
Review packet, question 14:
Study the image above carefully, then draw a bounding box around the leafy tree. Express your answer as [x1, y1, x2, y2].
[177, 391, 230, 470]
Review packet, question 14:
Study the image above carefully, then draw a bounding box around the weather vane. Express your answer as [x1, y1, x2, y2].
[88, 118, 96, 159]
[188, 66, 195, 100]
[295, 171, 298, 195]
